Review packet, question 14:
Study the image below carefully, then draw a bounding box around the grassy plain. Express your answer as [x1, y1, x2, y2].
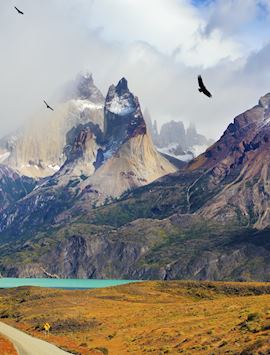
[1, 281, 270, 354]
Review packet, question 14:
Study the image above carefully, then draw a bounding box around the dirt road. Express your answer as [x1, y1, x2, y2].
[0, 322, 70, 355]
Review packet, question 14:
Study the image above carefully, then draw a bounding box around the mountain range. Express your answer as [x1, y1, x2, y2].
[144, 111, 213, 161]
[1, 74, 270, 281]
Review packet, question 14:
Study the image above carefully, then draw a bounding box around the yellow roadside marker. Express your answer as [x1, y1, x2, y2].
[43, 322, 51, 334]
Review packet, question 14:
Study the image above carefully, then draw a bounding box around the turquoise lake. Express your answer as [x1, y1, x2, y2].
[0, 278, 140, 290]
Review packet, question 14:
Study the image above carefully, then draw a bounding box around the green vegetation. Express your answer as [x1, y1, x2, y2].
[78, 170, 202, 227]
[2, 211, 270, 281]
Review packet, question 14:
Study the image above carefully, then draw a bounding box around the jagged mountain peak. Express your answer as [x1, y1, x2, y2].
[75, 72, 104, 103]
[106, 77, 137, 116]
[115, 77, 129, 95]
[104, 78, 146, 143]
[59, 72, 104, 106]
[107, 77, 129, 97]
[188, 93, 270, 171]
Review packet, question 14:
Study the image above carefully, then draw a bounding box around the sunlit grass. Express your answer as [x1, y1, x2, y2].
[2, 281, 270, 354]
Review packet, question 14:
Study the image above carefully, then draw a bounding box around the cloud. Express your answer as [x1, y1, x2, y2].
[204, 0, 258, 35]
[89, 0, 243, 67]
[0, 0, 270, 141]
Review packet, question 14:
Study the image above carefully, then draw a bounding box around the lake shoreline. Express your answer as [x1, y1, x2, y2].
[0, 277, 140, 289]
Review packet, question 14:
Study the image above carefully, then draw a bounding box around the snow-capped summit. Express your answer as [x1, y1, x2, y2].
[82, 78, 176, 197]
[105, 77, 137, 116]
[104, 78, 146, 146]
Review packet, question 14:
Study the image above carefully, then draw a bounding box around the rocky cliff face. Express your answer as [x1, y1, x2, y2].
[56, 122, 102, 183]
[0, 73, 104, 178]
[158, 121, 186, 148]
[186, 93, 270, 228]
[0, 165, 35, 212]
[2, 215, 270, 281]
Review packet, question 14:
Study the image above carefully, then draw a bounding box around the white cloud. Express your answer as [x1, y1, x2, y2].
[173, 28, 241, 67]
[1, 0, 270, 141]
[89, 0, 201, 53]
[88, 0, 243, 67]
[204, 0, 258, 35]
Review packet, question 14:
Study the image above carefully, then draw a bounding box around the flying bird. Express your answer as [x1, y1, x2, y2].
[43, 100, 54, 111]
[14, 6, 24, 15]
[198, 75, 212, 98]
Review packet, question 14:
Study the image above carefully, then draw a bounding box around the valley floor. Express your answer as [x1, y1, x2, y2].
[1, 281, 270, 354]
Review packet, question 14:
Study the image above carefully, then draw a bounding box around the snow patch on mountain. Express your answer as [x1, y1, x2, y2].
[157, 144, 192, 162]
[157, 143, 208, 162]
[107, 95, 136, 116]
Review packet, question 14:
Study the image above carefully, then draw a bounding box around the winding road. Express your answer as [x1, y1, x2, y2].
[0, 322, 70, 355]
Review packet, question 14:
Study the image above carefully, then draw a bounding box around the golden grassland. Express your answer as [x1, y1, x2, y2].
[1, 281, 270, 354]
[0, 334, 17, 355]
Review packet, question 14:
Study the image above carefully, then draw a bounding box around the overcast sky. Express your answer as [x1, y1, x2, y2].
[2, 0, 270, 139]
